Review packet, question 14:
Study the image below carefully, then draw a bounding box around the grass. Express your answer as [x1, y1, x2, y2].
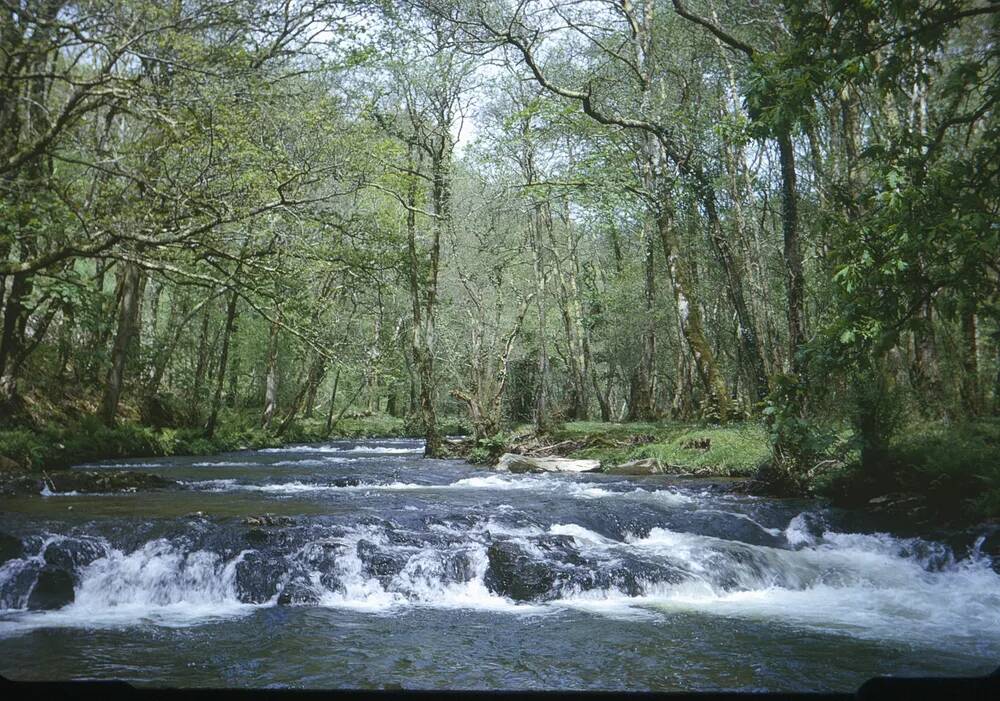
[543, 421, 770, 477]
[0, 411, 423, 474]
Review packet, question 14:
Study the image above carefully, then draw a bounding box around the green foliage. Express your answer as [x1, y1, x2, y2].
[555, 421, 769, 477]
[763, 374, 837, 472]
[847, 364, 909, 477]
[468, 432, 509, 464]
[0, 429, 46, 470]
[818, 419, 1000, 521]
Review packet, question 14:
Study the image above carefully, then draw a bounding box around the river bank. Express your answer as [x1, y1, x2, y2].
[3, 414, 998, 532]
[483, 420, 1000, 533]
[0, 414, 417, 474]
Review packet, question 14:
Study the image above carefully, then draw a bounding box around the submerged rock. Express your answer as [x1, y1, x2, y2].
[785, 512, 827, 549]
[27, 566, 75, 610]
[495, 453, 600, 474]
[0, 561, 40, 610]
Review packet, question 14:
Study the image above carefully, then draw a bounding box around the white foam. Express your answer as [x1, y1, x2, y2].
[0, 540, 260, 634]
[271, 458, 349, 466]
[183, 479, 439, 494]
[549, 523, 616, 545]
[39, 487, 81, 497]
[74, 462, 166, 469]
[617, 524, 1000, 651]
[257, 445, 421, 455]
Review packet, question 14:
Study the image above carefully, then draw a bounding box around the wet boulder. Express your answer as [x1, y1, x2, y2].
[0, 532, 23, 564]
[356, 540, 407, 579]
[0, 561, 40, 610]
[27, 566, 75, 610]
[495, 453, 600, 474]
[245, 528, 270, 545]
[606, 458, 662, 475]
[898, 539, 956, 572]
[529, 537, 683, 597]
[784, 512, 827, 549]
[484, 540, 556, 601]
[234, 551, 287, 603]
[441, 551, 478, 583]
[604, 557, 688, 596]
[535, 535, 588, 565]
[43, 538, 107, 574]
[276, 578, 321, 605]
[300, 540, 345, 570]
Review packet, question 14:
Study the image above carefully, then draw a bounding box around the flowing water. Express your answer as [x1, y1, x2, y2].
[1, 438, 998, 690]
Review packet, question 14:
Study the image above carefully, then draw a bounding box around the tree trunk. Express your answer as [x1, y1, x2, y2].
[206, 289, 238, 438]
[656, 204, 730, 421]
[261, 321, 280, 430]
[628, 231, 657, 420]
[406, 145, 444, 457]
[911, 298, 940, 411]
[777, 128, 806, 375]
[593, 369, 612, 422]
[993, 328, 1000, 416]
[531, 202, 549, 433]
[325, 367, 341, 434]
[365, 312, 382, 413]
[100, 263, 143, 425]
[699, 181, 770, 403]
[303, 356, 326, 419]
[191, 307, 212, 403]
[551, 201, 590, 420]
[0, 272, 31, 408]
[961, 305, 979, 416]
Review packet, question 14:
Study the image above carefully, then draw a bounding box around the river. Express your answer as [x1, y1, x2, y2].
[1, 438, 998, 690]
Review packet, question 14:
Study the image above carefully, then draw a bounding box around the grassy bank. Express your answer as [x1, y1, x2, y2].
[546, 421, 770, 477]
[498, 418, 1000, 522]
[0, 412, 424, 474]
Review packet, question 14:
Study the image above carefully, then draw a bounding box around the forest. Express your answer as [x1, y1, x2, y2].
[1, 0, 999, 519]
